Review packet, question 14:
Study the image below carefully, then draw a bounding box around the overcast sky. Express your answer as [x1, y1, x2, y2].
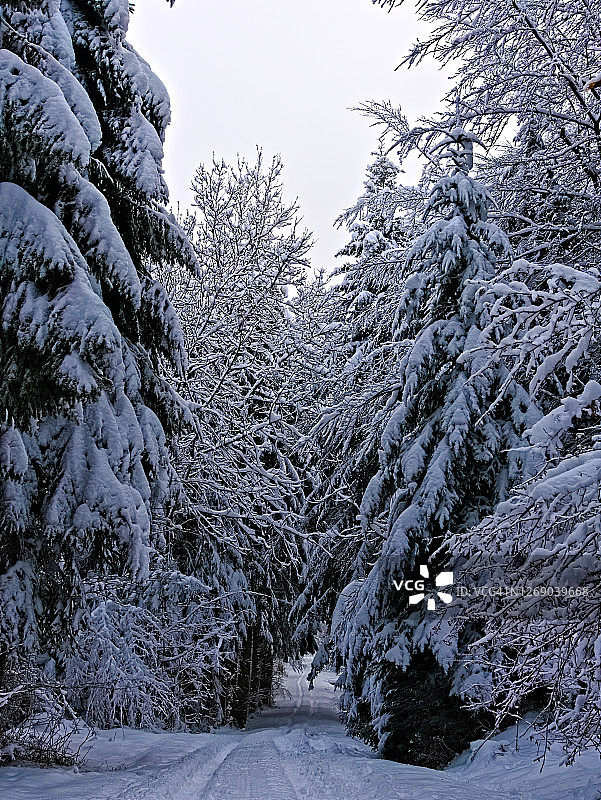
[129, 0, 446, 269]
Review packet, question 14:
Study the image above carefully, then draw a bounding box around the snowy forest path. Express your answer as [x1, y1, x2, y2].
[1, 659, 543, 799]
[231, 659, 518, 800]
[194, 657, 519, 800]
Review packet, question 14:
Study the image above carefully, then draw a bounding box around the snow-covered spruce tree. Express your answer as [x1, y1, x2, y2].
[0, 0, 195, 714]
[327, 126, 539, 767]
[331, 149, 407, 342]
[292, 150, 422, 658]
[159, 152, 313, 726]
[443, 258, 601, 758]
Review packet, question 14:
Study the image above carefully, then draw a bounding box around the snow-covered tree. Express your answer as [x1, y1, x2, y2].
[326, 125, 539, 766]
[64, 564, 235, 730]
[374, 0, 601, 265]
[159, 151, 313, 725]
[0, 0, 194, 703]
[332, 150, 407, 340]
[361, 0, 601, 758]
[443, 258, 601, 758]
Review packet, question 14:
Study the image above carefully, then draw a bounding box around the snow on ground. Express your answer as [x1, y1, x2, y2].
[1, 657, 599, 799]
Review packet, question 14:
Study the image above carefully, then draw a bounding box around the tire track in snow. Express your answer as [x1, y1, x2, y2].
[199, 734, 301, 800]
[106, 737, 241, 800]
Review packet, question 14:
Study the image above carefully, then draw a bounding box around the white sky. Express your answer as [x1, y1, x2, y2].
[128, 0, 447, 269]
